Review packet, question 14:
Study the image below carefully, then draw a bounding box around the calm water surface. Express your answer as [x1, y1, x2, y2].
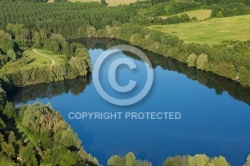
[12, 38, 250, 166]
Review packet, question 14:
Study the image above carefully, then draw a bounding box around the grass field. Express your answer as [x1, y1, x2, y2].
[0, 49, 67, 73]
[160, 10, 212, 21]
[148, 15, 250, 44]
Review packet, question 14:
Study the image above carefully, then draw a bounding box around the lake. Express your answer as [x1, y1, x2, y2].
[12, 38, 250, 166]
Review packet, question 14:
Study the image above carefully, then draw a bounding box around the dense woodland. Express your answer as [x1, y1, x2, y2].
[0, 0, 250, 165]
[0, 86, 98, 165]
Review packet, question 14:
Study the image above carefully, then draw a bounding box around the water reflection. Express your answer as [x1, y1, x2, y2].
[11, 76, 91, 104]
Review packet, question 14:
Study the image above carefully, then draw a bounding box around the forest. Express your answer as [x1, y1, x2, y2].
[0, 93, 98, 165]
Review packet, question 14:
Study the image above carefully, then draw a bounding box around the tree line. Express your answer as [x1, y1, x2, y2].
[149, 0, 250, 6]
[138, 0, 250, 18]
[211, 2, 250, 17]
[108, 152, 250, 166]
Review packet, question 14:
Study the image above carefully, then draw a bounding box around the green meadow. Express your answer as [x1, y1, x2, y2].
[0, 49, 66, 73]
[149, 15, 250, 44]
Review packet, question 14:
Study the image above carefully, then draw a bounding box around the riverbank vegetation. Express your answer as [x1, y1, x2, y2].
[107, 152, 250, 166]
[108, 152, 152, 166]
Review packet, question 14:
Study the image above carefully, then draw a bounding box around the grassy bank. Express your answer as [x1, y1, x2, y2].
[149, 15, 250, 44]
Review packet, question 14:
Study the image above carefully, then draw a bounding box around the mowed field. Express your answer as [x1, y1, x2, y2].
[149, 15, 250, 44]
[160, 10, 212, 21]
[67, 0, 138, 6]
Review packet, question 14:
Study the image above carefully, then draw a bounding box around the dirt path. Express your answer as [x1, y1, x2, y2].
[33, 49, 56, 65]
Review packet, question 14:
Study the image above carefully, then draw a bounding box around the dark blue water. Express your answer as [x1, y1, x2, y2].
[13, 44, 250, 165]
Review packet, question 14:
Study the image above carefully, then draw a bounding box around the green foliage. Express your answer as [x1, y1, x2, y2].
[42, 146, 82, 166]
[0, 95, 248, 166]
[245, 155, 250, 166]
[69, 56, 91, 77]
[166, 15, 181, 24]
[45, 34, 67, 54]
[187, 53, 197, 67]
[0, 85, 7, 109]
[163, 154, 229, 166]
[191, 16, 198, 22]
[108, 155, 125, 166]
[0, 30, 12, 40]
[0, 157, 15, 166]
[126, 152, 136, 166]
[188, 156, 195, 166]
[210, 156, 228, 166]
[0, 0, 136, 37]
[211, 5, 224, 17]
[101, 0, 107, 6]
[197, 53, 208, 70]
[213, 62, 237, 79]
[163, 157, 173, 166]
[16, 103, 99, 166]
[194, 154, 209, 165]
[180, 14, 190, 22]
[0, 38, 15, 54]
[2, 102, 16, 120]
[238, 66, 250, 86]
[108, 152, 152, 166]
[20, 144, 39, 166]
[211, 3, 250, 18]
[7, 49, 17, 62]
[165, 1, 201, 15]
[1, 141, 16, 158]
